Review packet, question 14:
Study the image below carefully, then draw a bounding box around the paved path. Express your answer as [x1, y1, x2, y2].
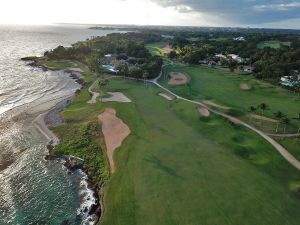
[87, 79, 100, 104]
[267, 133, 300, 137]
[148, 61, 300, 170]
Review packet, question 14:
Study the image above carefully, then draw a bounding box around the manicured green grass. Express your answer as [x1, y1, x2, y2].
[101, 78, 300, 225]
[275, 137, 300, 161]
[159, 64, 300, 133]
[146, 42, 166, 57]
[146, 42, 170, 64]
[257, 40, 291, 49]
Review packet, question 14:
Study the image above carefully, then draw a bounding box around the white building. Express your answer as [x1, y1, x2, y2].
[233, 37, 246, 41]
[228, 54, 243, 63]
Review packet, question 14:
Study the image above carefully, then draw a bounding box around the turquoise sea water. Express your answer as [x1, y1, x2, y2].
[0, 25, 118, 225]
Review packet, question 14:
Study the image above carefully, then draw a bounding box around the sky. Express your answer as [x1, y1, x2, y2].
[0, 0, 300, 29]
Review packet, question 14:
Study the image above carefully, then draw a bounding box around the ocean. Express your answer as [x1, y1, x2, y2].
[0, 24, 118, 225]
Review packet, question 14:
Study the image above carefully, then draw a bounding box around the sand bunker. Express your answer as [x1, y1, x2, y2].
[69, 68, 83, 72]
[240, 83, 251, 90]
[198, 107, 210, 117]
[203, 100, 230, 110]
[251, 114, 277, 123]
[168, 72, 189, 86]
[158, 93, 173, 101]
[162, 44, 172, 54]
[99, 108, 130, 173]
[101, 92, 131, 103]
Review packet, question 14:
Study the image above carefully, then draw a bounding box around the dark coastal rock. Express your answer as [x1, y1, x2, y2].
[60, 220, 71, 225]
[64, 157, 84, 171]
[20, 56, 38, 61]
[64, 70, 85, 85]
[89, 204, 98, 214]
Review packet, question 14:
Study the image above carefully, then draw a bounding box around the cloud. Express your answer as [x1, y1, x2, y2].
[253, 2, 300, 12]
[150, 0, 300, 26]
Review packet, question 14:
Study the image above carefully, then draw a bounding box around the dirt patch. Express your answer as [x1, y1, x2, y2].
[198, 107, 210, 117]
[203, 100, 230, 110]
[168, 72, 189, 86]
[158, 93, 173, 101]
[251, 114, 278, 123]
[99, 108, 130, 173]
[240, 83, 251, 90]
[161, 44, 172, 54]
[101, 92, 131, 103]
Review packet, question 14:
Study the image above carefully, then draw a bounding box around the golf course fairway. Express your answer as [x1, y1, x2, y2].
[100, 78, 300, 225]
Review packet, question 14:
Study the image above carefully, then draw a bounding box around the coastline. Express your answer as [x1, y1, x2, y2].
[31, 70, 104, 225]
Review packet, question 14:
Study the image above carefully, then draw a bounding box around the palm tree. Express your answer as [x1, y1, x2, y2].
[258, 103, 268, 116]
[274, 111, 284, 133]
[280, 116, 290, 134]
[98, 79, 110, 101]
[293, 113, 300, 134]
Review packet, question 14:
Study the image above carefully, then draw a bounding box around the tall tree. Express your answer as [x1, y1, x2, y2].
[280, 116, 290, 134]
[98, 79, 110, 101]
[293, 113, 300, 134]
[274, 111, 284, 133]
[258, 103, 269, 116]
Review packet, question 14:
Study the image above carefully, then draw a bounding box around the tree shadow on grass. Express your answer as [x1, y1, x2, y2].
[144, 155, 183, 179]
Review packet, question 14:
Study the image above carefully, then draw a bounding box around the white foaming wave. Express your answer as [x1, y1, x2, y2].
[77, 169, 98, 225]
[0, 93, 44, 115]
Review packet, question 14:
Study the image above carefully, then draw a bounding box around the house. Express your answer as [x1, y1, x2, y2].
[243, 65, 254, 73]
[280, 73, 300, 87]
[233, 37, 246, 41]
[208, 60, 217, 67]
[199, 59, 208, 64]
[104, 54, 117, 64]
[228, 54, 243, 63]
[215, 53, 226, 59]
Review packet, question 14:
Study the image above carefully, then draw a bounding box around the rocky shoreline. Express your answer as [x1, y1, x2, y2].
[21, 57, 85, 86]
[26, 61, 104, 225]
[43, 97, 104, 225]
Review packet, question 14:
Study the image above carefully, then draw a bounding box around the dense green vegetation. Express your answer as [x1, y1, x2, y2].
[257, 40, 291, 49]
[100, 79, 300, 225]
[168, 33, 300, 82]
[42, 33, 163, 79]
[46, 62, 110, 183]
[53, 121, 109, 182]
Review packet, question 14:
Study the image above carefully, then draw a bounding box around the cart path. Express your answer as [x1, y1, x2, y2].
[149, 62, 300, 170]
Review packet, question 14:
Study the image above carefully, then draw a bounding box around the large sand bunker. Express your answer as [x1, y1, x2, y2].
[99, 108, 130, 173]
[158, 93, 173, 101]
[101, 92, 131, 103]
[240, 83, 251, 90]
[168, 72, 189, 86]
[162, 44, 172, 54]
[198, 107, 210, 117]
